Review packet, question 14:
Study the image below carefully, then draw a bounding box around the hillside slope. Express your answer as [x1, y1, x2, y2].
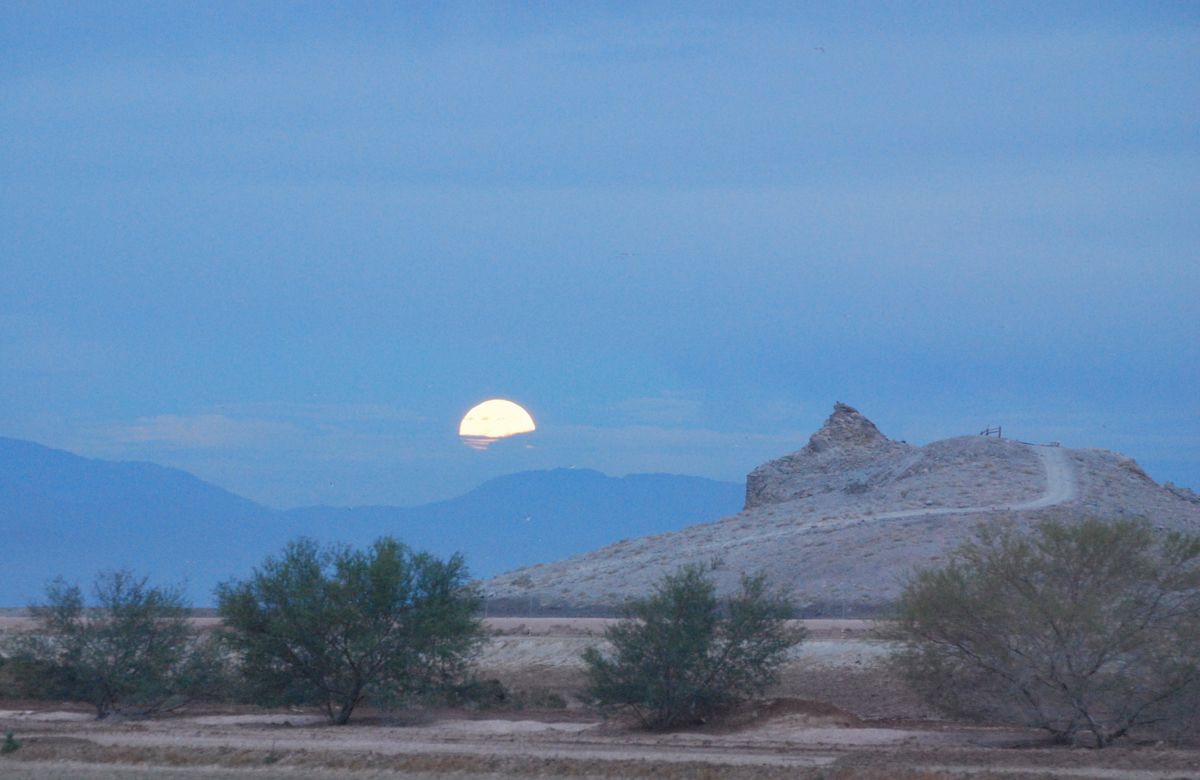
[487, 404, 1200, 615]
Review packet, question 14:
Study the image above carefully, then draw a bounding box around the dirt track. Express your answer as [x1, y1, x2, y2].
[2, 702, 1198, 780]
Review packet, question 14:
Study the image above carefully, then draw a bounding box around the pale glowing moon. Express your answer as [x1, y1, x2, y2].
[459, 399, 536, 449]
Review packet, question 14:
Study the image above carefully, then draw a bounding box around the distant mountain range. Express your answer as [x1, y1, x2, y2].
[0, 436, 743, 606]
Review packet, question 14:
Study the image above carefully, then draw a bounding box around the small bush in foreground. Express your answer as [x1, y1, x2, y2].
[1, 730, 19, 754]
[11, 570, 220, 719]
[583, 563, 803, 729]
[890, 517, 1200, 747]
[218, 536, 484, 725]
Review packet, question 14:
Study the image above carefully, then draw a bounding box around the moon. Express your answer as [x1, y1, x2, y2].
[459, 399, 536, 450]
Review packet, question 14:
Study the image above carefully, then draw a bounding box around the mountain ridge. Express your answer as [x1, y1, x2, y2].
[0, 437, 742, 606]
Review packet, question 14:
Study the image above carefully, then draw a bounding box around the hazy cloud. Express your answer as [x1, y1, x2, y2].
[612, 394, 705, 426]
[111, 414, 300, 449]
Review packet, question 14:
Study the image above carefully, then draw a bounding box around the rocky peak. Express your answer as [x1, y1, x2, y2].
[743, 403, 902, 510]
[803, 402, 890, 454]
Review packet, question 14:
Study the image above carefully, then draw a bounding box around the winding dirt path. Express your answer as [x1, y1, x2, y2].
[1017, 445, 1077, 509]
[658, 442, 1084, 556]
[864, 443, 1078, 523]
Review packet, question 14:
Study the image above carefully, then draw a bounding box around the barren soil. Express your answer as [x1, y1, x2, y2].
[3, 619, 1198, 779]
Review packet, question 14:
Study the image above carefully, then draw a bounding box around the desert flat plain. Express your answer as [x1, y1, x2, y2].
[1, 617, 1199, 780]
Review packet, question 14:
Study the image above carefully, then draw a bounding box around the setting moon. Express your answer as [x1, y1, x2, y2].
[459, 399, 536, 449]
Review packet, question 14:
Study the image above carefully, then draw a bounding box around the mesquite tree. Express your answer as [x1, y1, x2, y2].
[18, 571, 217, 719]
[583, 564, 803, 729]
[890, 518, 1200, 747]
[217, 537, 483, 725]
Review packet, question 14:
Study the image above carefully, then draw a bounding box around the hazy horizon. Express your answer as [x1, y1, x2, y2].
[3, 4, 1196, 507]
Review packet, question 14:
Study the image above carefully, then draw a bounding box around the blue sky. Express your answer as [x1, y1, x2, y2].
[2, 2, 1197, 507]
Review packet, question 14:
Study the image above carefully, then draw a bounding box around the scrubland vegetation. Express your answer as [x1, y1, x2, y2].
[583, 563, 803, 728]
[2, 520, 1199, 778]
[216, 537, 484, 724]
[888, 518, 1200, 747]
[1, 538, 488, 725]
[2, 571, 222, 718]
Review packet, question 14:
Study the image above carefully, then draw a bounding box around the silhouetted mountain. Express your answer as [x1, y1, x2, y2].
[0, 437, 742, 606]
[0, 437, 280, 606]
[282, 468, 742, 580]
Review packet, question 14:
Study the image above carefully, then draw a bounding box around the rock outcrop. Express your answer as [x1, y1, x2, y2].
[745, 402, 911, 509]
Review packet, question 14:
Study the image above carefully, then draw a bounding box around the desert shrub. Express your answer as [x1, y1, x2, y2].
[889, 517, 1200, 747]
[0, 653, 79, 700]
[1, 730, 19, 754]
[443, 677, 510, 709]
[12, 570, 220, 719]
[217, 536, 484, 725]
[582, 563, 803, 729]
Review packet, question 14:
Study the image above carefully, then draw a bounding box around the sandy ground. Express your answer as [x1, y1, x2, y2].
[3, 619, 1198, 779]
[4, 702, 1199, 780]
[3, 702, 1198, 780]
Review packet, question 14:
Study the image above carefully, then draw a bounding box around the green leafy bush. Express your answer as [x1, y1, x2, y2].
[217, 537, 484, 725]
[13, 571, 220, 719]
[890, 517, 1200, 747]
[583, 563, 803, 729]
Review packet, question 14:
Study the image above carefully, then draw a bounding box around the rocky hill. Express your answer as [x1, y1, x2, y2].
[486, 403, 1200, 616]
